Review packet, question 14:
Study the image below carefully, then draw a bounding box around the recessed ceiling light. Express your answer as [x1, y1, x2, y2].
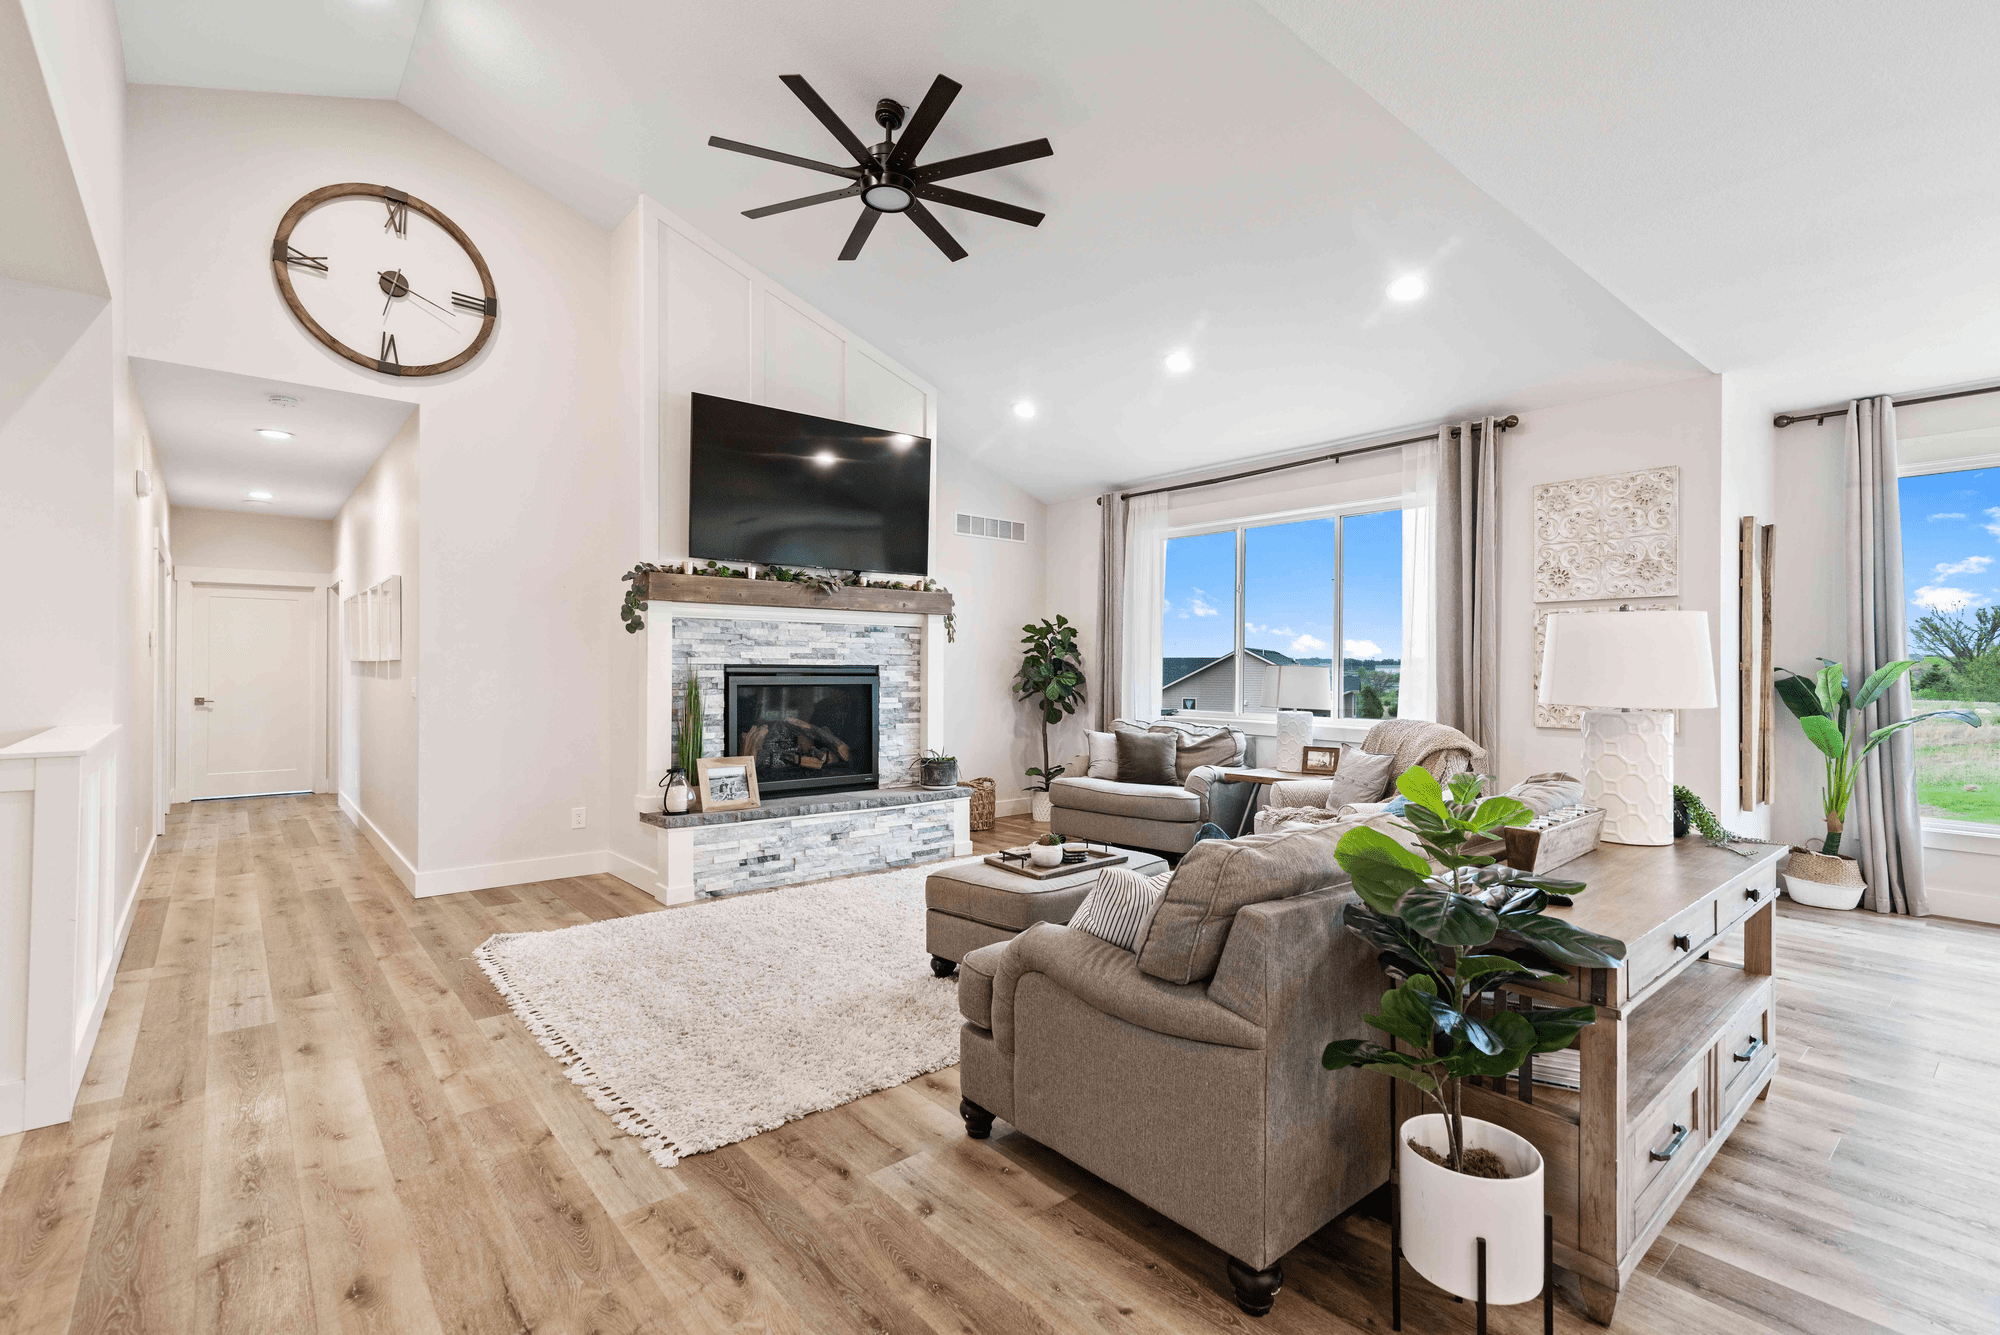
[1013, 401, 1037, 419]
[257, 429, 293, 441]
[813, 449, 838, 466]
[1164, 350, 1193, 374]
[1387, 274, 1428, 302]
[246, 490, 273, 502]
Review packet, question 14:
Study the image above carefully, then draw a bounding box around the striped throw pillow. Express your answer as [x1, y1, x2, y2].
[1069, 868, 1174, 952]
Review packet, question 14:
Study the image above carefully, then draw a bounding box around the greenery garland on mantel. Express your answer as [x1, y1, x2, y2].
[619, 561, 956, 641]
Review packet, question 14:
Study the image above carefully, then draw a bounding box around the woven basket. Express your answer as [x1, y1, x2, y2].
[1785, 846, 1865, 887]
[959, 777, 996, 832]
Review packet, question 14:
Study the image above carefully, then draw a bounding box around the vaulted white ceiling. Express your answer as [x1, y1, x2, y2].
[1255, 0, 2000, 409]
[116, 1, 1739, 499]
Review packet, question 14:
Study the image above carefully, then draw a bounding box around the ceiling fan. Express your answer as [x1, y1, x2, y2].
[709, 74, 1053, 262]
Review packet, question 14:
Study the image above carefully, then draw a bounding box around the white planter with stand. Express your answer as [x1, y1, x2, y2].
[1030, 789, 1052, 823]
[1399, 1113, 1546, 1306]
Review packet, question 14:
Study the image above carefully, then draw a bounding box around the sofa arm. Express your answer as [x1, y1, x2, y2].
[1185, 765, 1253, 831]
[989, 922, 1265, 1056]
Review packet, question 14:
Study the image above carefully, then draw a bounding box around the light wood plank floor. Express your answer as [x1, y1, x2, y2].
[3, 795, 1995, 1334]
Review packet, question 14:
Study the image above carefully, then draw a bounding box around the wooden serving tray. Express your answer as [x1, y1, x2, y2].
[1501, 806, 1606, 873]
[983, 847, 1129, 880]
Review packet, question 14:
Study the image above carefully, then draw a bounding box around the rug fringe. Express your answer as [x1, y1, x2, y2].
[475, 937, 690, 1167]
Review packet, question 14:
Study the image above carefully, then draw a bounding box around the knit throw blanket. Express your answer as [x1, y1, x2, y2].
[1360, 718, 1487, 780]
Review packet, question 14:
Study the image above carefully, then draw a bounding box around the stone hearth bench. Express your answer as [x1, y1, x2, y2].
[639, 786, 969, 903]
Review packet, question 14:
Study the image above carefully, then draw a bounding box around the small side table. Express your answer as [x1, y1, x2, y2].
[1215, 767, 1314, 836]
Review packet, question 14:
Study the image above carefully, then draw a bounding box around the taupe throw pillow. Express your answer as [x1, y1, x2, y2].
[1136, 820, 1346, 984]
[1322, 749, 1395, 808]
[1114, 729, 1179, 786]
[1165, 726, 1243, 782]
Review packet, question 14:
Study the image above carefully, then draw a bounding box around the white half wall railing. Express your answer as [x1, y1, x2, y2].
[0, 724, 124, 1135]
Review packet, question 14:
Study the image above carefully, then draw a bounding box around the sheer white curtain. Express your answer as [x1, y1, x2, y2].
[1118, 494, 1171, 721]
[1400, 438, 1440, 722]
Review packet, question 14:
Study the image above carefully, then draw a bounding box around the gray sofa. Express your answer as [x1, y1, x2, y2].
[954, 821, 1390, 1317]
[1047, 718, 1253, 856]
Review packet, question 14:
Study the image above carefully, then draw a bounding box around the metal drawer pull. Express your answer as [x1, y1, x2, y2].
[1733, 1036, 1764, 1063]
[1648, 1123, 1692, 1162]
[1746, 886, 1763, 902]
[1672, 933, 1692, 951]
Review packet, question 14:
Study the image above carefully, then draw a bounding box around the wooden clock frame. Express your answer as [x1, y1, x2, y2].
[270, 182, 499, 377]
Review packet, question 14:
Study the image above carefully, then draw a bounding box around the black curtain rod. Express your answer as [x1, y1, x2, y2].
[1098, 414, 1519, 505]
[1773, 382, 2000, 428]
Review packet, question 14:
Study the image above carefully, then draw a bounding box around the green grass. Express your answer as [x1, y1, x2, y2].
[1912, 699, 2000, 825]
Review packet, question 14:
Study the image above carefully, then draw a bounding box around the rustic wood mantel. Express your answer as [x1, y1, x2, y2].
[644, 571, 953, 616]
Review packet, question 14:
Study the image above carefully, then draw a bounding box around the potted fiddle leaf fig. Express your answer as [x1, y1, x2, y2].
[1016, 615, 1085, 823]
[1775, 658, 1981, 908]
[1322, 768, 1626, 1306]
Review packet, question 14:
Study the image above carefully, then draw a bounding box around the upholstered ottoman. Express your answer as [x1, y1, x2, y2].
[924, 846, 1168, 975]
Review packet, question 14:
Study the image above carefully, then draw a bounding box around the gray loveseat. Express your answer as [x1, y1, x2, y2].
[954, 820, 1389, 1317]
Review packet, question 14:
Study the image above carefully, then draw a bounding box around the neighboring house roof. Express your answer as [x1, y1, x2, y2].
[1163, 647, 1322, 691]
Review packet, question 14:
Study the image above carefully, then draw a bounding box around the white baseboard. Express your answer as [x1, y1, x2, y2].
[340, 793, 416, 893]
[0, 1078, 22, 1137]
[602, 847, 658, 895]
[995, 796, 1031, 817]
[1927, 886, 2000, 925]
[412, 848, 613, 899]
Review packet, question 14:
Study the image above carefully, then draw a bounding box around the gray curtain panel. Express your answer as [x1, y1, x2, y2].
[1845, 397, 1928, 915]
[1434, 418, 1500, 766]
[1097, 492, 1127, 730]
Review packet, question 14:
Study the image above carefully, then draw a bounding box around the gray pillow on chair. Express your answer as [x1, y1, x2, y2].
[1322, 749, 1395, 808]
[1114, 729, 1179, 786]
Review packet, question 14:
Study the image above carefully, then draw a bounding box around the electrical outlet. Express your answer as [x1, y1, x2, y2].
[571, 807, 587, 829]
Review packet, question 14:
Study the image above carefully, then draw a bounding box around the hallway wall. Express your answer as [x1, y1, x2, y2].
[170, 506, 336, 573]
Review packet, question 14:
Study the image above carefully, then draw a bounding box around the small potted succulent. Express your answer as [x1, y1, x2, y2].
[1775, 658, 1980, 907]
[919, 750, 960, 789]
[1030, 831, 1067, 869]
[1323, 768, 1626, 1306]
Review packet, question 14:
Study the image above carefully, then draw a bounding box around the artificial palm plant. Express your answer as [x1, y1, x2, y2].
[1775, 658, 1980, 856]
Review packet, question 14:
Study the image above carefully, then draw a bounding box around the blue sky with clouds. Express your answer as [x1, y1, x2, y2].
[1900, 466, 2000, 621]
[1163, 510, 1404, 670]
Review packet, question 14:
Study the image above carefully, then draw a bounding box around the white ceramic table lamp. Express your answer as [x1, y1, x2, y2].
[1538, 610, 1717, 845]
[1261, 665, 1333, 771]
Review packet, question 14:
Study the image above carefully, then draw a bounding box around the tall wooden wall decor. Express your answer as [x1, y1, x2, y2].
[1737, 519, 1776, 810]
[1759, 524, 1775, 805]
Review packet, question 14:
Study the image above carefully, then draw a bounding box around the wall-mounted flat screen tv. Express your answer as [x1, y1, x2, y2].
[688, 393, 932, 576]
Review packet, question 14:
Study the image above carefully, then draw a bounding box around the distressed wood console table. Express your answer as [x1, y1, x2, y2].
[1395, 839, 1785, 1324]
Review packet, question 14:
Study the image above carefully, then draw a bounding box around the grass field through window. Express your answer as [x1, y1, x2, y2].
[1912, 699, 2000, 824]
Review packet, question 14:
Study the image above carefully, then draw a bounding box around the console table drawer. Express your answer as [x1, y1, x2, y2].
[1719, 868, 1779, 936]
[1628, 899, 1718, 995]
[1628, 1054, 1708, 1236]
[1715, 981, 1776, 1124]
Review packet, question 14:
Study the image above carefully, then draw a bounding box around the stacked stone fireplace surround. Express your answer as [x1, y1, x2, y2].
[649, 614, 963, 899]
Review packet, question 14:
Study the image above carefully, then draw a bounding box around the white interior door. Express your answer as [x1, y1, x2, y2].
[183, 580, 322, 799]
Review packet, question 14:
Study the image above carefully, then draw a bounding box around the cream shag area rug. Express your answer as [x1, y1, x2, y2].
[475, 859, 967, 1166]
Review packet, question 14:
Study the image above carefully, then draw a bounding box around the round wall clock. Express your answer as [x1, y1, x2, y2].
[270, 182, 498, 377]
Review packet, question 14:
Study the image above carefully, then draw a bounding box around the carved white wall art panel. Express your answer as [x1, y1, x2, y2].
[1533, 467, 1679, 602]
[1533, 602, 1679, 730]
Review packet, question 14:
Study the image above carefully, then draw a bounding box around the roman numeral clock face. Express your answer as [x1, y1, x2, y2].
[271, 183, 498, 377]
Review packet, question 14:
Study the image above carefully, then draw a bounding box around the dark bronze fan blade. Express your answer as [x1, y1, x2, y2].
[903, 200, 967, 261]
[743, 185, 863, 219]
[837, 208, 881, 261]
[912, 183, 1044, 227]
[779, 74, 874, 168]
[887, 74, 961, 172]
[709, 137, 863, 180]
[912, 138, 1053, 182]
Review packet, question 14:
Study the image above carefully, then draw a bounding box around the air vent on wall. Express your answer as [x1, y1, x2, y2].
[955, 512, 1026, 542]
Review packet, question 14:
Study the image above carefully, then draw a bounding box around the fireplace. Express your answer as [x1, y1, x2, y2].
[723, 665, 880, 796]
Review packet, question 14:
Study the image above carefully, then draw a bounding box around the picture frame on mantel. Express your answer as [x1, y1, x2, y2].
[696, 756, 761, 813]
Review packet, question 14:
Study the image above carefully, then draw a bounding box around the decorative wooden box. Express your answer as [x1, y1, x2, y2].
[1501, 806, 1606, 874]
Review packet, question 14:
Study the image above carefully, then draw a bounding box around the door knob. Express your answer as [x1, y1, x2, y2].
[194, 697, 216, 706]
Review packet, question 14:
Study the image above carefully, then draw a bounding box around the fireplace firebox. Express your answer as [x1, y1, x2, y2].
[723, 665, 880, 796]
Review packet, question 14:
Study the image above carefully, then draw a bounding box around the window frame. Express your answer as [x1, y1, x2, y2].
[1897, 449, 2000, 843]
[1160, 497, 1407, 735]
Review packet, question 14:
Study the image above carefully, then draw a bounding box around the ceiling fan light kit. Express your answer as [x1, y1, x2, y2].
[710, 74, 1053, 261]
